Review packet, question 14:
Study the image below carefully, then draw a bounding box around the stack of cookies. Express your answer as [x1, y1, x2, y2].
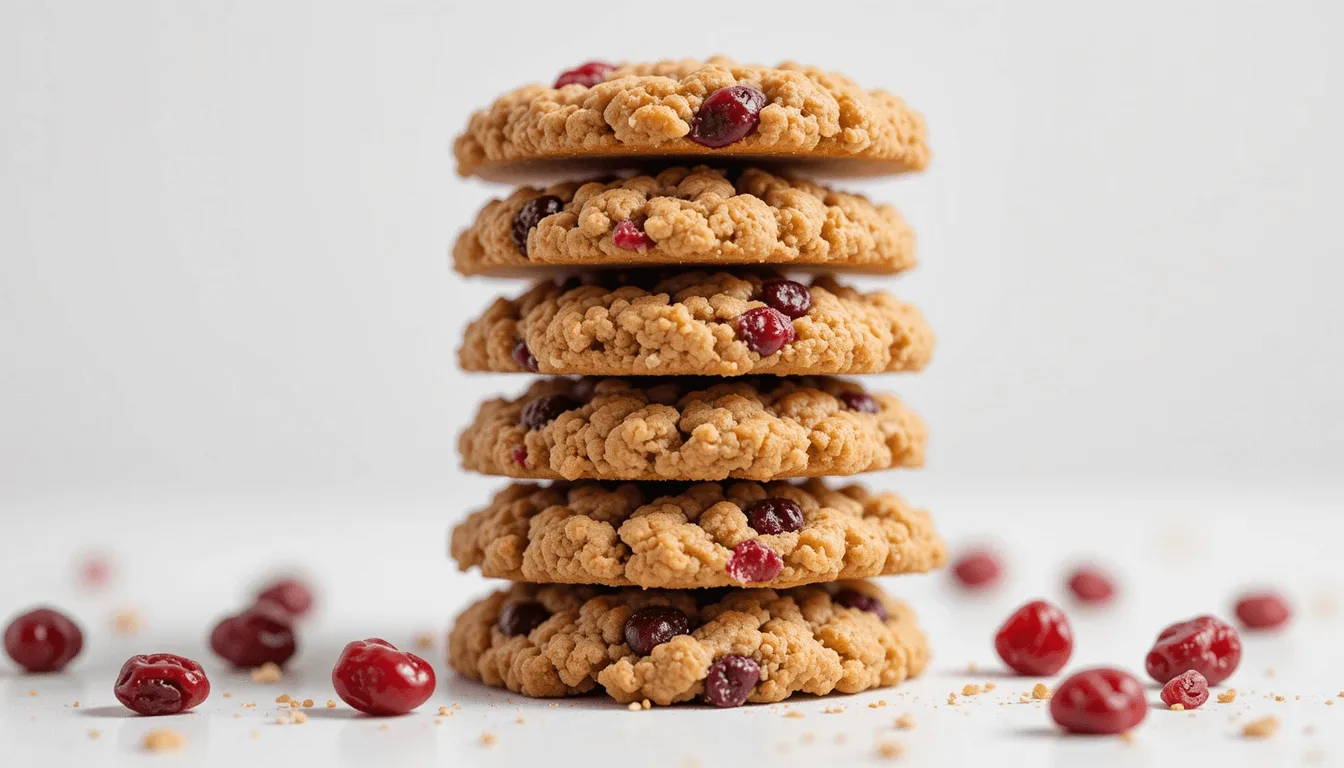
[446, 58, 945, 708]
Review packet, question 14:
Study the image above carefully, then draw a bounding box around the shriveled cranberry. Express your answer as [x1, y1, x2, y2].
[1067, 565, 1116, 605]
[623, 606, 690, 656]
[611, 219, 656, 251]
[725, 540, 783, 584]
[256, 577, 314, 618]
[511, 446, 529, 466]
[1160, 670, 1209, 710]
[834, 588, 887, 620]
[520, 394, 578, 430]
[1145, 615, 1241, 685]
[1050, 668, 1148, 735]
[498, 601, 550, 637]
[4, 608, 83, 673]
[1234, 591, 1292, 631]
[951, 549, 1003, 590]
[553, 61, 614, 89]
[511, 340, 539, 372]
[332, 638, 435, 716]
[511, 195, 564, 255]
[839, 392, 879, 414]
[745, 497, 804, 535]
[736, 307, 795, 356]
[760, 279, 811, 319]
[114, 654, 211, 716]
[688, 85, 768, 148]
[994, 600, 1073, 676]
[209, 602, 298, 669]
[703, 655, 760, 707]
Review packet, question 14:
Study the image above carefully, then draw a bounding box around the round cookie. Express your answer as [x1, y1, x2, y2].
[453, 167, 916, 276]
[447, 581, 929, 705]
[453, 58, 930, 181]
[450, 479, 946, 589]
[458, 376, 926, 482]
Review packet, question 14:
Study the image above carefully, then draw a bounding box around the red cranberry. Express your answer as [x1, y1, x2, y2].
[703, 655, 760, 707]
[725, 540, 783, 584]
[1234, 591, 1292, 631]
[951, 549, 1003, 590]
[994, 600, 1074, 676]
[256, 577, 314, 618]
[736, 306, 795, 356]
[834, 588, 887, 621]
[554, 61, 615, 89]
[623, 606, 690, 656]
[209, 602, 297, 669]
[1067, 565, 1116, 605]
[512, 340, 539, 372]
[1160, 670, 1210, 710]
[688, 85, 768, 148]
[511, 195, 564, 255]
[745, 497, 804, 535]
[511, 446, 528, 466]
[1050, 668, 1148, 735]
[520, 394, 578, 430]
[498, 601, 550, 637]
[114, 654, 211, 716]
[839, 392, 879, 414]
[760, 279, 811, 319]
[332, 638, 435, 716]
[611, 218, 656, 251]
[1145, 615, 1241, 685]
[4, 608, 83, 673]
[79, 555, 113, 588]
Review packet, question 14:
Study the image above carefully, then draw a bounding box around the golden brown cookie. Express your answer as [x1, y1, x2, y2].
[450, 479, 945, 589]
[453, 58, 929, 181]
[447, 581, 928, 705]
[458, 376, 926, 482]
[452, 167, 916, 276]
[460, 271, 933, 377]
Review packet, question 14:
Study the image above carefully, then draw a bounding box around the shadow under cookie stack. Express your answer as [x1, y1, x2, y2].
[446, 58, 946, 709]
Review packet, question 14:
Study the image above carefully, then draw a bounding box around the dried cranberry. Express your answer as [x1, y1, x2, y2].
[1067, 566, 1116, 605]
[1234, 591, 1292, 631]
[736, 307, 795, 356]
[553, 61, 614, 89]
[256, 577, 314, 618]
[623, 606, 690, 656]
[725, 540, 783, 584]
[511, 195, 564, 255]
[512, 340, 539, 372]
[114, 654, 211, 716]
[839, 392, 879, 414]
[834, 589, 887, 621]
[1050, 668, 1148, 735]
[4, 608, 83, 673]
[760, 279, 811, 319]
[745, 497, 804, 535]
[332, 638, 435, 716]
[994, 600, 1073, 676]
[1160, 670, 1210, 710]
[951, 549, 1002, 589]
[703, 655, 760, 707]
[209, 602, 298, 669]
[611, 219, 656, 251]
[688, 85, 767, 148]
[1145, 615, 1241, 685]
[520, 394, 578, 430]
[510, 446, 528, 466]
[498, 601, 550, 637]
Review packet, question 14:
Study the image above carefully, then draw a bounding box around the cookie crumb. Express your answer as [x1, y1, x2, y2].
[868, 699, 888, 709]
[824, 706, 845, 714]
[642, 699, 651, 710]
[326, 700, 337, 708]
[877, 742, 904, 759]
[1032, 683, 1052, 700]
[1243, 716, 1280, 739]
[966, 662, 978, 673]
[784, 710, 804, 719]
[895, 714, 916, 730]
[302, 699, 314, 708]
[414, 633, 436, 650]
[1170, 703, 1185, 711]
[275, 694, 292, 704]
[480, 732, 496, 747]
[274, 716, 288, 725]
[1018, 694, 1031, 704]
[291, 712, 307, 724]
[113, 609, 141, 635]
[71, 701, 80, 708]
[946, 693, 958, 705]
[27, 690, 36, 697]
[88, 730, 102, 740]
[627, 702, 641, 712]
[1327, 699, 1335, 706]
[1275, 696, 1286, 702]
[251, 663, 282, 684]
[1218, 689, 1238, 704]
[142, 729, 185, 752]
[984, 682, 996, 691]
[962, 684, 981, 696]
[1121, 732, 1136, 744]
[438, 706, 452, 716]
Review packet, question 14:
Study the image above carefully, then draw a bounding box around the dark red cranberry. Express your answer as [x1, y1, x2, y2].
[511, 195, 564, 255]
[736, 307, 795, 356]
[4, 608, 83, 673]
[688, 85, 768, 148]
[703, 655, 760, 707]
[834, 588, 887, 620]
[520, 394, 578, 430]
[510, 446, 528, 466]
[332, 638, 435, 716]
[951, 549, 1003, 589]
[623, 606, 690, 656]
[209, 602, 297, 669]
[1160, 670, 1209, 710]
[1050, 668, 1148, 735]
[994, 600, 1073, 676]
[114, 654, 211, 716]
[498, 601, 550, 637]
[760, 279, 811, 319]
[1067, 566, 1116, 605]
[745, 497, 804, 535]
[839, 392, 879, 414]
[611, 219, 656, 251]
[725, 540, 783, 584]
[554, 61, 615, 89]
[1234, 591, 1292, 630]
[512, 340, 539, 372]
[1145, 615, 1241, 686]
[256, 577, 314, 618]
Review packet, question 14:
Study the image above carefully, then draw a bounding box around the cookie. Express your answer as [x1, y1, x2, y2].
[458, 376, 926, 482]
[450, 479, 946, 589]
[452, 167, 916, 276]
[460, 271, 933, 377]
[454, 58, 929, 181]
[447, 581, 928, 705]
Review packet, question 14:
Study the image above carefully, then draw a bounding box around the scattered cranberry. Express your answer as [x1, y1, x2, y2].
[1050, 667, 1148, 735]
[834, 588, 887, 620]
[725, 540, 783, 584]
[511, 195, 564, 255]
[838, 392, 879, 414]
[703, 655, 760, 707]
[1234, 591, 1292, 631]
[4, 608, 83, 673]
[553, 61, 615, 89]
[994, 600, 1073, 676]
[736, 307, 795, 356]
[256, 577, 314, 618]
[688, 85, 768, 148]
[498, 601, 550, 637]
[1067, 565, 1116, 605]
[1145, 615, 1241, 685]
[1160, 669, 1210, 710]
[951, 549, 1003, 590]
[114, 654, 211, 716]
[512, 340, 539, 372]
[745, 497, 804, 535]
[760, 279, 811, 319]
[510, 446, 529, 466]
[520, 394, 579, 430]
[623, 606, 690, 656]
[79, 555, 113, 589]
[332, 639, 435, 716]
[209, 602, 298, 669]
[611, 218, 656, 251]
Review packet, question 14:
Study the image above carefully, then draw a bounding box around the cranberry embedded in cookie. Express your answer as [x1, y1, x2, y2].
[839, 391, 879, 414]
[688, 85, 768, 148]
[611, 219, 655, 252]
[519, 394, 578, 430]
[511, 195, 564, 255]
[745, 497, 804, 535]
[703, 655, 760, 707]
[726, 540, 783, 584]
[834, 588, 888, 620]
[736, 306, 795, 357]
[497, 601, 550, 637]
[553, 61, 614, 89]
[622, 606, 690, 656]
[511, 341, 538, 373]
[760, 279, 812, 319]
